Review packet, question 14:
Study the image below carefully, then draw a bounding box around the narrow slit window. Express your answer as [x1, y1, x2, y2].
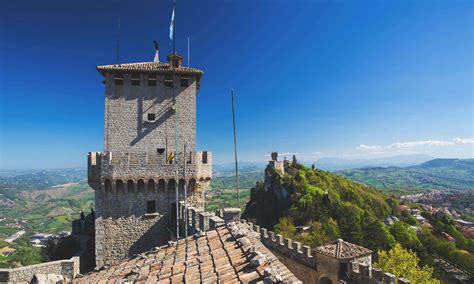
[148, 75, 157, 86]
[114, 76, 123, 85]
[131, 74, 140, 86]
[164, 75, 173, 87]
[147, 200, 156, 214]
[180, 77, 189, 87]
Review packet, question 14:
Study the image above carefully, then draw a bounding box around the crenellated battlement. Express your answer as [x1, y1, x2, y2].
[88, 151, 212, 167]
[340, 262, 410, 284]
[88, 151, 212, 191]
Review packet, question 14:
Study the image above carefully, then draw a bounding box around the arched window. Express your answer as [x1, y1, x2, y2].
[137, 179, 145, 193]
[116, 180, 124, 193]
[127, 180, 134, 193]
[158, 179, 166, 192]
[147, 179, 156, 193]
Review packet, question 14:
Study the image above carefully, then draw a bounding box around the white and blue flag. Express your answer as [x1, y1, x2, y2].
[169, 7, 175, 40]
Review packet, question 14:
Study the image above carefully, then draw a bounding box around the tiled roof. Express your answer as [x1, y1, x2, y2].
[74, 222, 300, 283]
[96, 62, 203, 79]
[315, 239, 372, 260]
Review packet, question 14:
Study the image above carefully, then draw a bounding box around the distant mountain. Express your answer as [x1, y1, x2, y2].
[315, 154, 433, 171]
[337, 158, 474, 193]
[0, 168, 86, 191]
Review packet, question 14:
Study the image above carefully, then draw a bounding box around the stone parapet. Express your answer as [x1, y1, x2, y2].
[0, 257, 79, 283]
[257, 228, 315, 268]
[348, 262, 409, 284]
[88, 151, 212, 189]
[216, 207, 241, 223]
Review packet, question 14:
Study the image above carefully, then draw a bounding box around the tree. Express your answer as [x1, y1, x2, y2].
[375, 243, 440, 284]
[389, 221, 422, 251]
[300, 222, 328, 247]
[323, 218, 340, 240]
[362, 214, 396, 251]
[274, 217, 296, 239]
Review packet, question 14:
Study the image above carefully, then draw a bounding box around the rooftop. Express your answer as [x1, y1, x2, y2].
[315, 239, 372, 260]
[74, 222, 300, 283]
[96, 61, 203, 81]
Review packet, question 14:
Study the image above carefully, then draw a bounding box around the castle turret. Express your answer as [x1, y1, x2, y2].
[88, 55, 211, 266]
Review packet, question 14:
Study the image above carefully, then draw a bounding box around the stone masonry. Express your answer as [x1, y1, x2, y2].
[89, 54, 212, 267]
[0, 257, 79, 283]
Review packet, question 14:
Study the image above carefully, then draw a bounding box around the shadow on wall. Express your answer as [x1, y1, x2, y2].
[131, 103, 174, 147]
[131, 82, 179, 147]
[128, 216, 170, 258]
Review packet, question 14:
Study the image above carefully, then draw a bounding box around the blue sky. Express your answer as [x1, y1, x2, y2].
[0, 0, 472, 169]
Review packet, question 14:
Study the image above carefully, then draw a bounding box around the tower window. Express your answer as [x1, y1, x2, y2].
[164, 75, 173, 87]
[147, 113, 156, 121]
[147, 200, 156, 214]
[180, 77, 189, 87]
[148, 75, 157, 86]
[131, 74, 140, 86]
[114, 76, 123, 85]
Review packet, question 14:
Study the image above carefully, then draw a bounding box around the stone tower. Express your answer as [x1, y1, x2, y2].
[88, 54, 212, 266]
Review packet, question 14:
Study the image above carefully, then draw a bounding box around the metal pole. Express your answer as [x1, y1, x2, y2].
[231, 89, 240, 208]
[183, 141, 187, 237]
[187, 37, 190, 67]
[172, 0, 179, 240]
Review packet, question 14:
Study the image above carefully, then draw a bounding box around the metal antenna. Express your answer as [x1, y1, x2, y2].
[231, 89, 240, 208]
[187, 36, 190, 67]
[116, 18, 121, 65]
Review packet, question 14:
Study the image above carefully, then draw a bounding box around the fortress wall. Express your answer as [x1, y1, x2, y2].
[0, 257, 79, 283]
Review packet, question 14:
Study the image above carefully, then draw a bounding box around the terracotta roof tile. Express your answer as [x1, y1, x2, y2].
[74, 222, 300, 283]
[315, 238, 372, 259]
[96, 62, 203, 81]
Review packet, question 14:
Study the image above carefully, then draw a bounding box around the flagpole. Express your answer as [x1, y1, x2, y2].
[172, 0, 180, 239]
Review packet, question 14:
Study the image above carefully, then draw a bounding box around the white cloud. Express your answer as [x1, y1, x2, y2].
[357, 144, 383, 151]
[357, 137, 474, 152]
[453, 138, 474, 144]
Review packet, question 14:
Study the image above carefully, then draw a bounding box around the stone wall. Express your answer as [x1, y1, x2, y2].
[103, 72, 198, 153]
[94, 181, 208, 267]
[0, 257, 79, 283]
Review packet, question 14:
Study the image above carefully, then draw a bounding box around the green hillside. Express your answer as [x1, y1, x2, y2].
[0, 182, 94, 234]
[337, 158, 474, 194]
[243, 163, 398, 251]
[243, 162, 474, 276]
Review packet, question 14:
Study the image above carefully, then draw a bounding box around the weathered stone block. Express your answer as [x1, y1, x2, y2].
[383, 272, 395, 284]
